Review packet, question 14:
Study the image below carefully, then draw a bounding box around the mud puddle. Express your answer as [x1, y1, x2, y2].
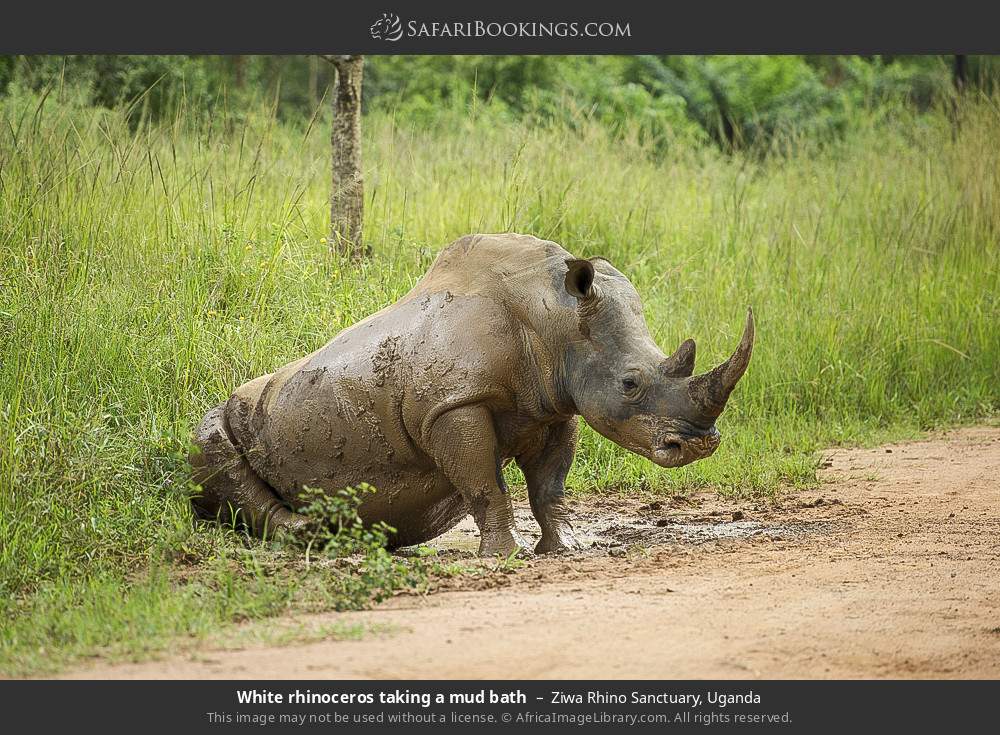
[419, 492, 847, 557]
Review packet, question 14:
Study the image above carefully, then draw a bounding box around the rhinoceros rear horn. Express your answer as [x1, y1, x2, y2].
[686, 308, 755, 420]
[661, 339, 697, 377]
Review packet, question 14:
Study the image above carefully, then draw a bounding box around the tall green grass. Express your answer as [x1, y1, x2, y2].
[1, 85, 997, 672]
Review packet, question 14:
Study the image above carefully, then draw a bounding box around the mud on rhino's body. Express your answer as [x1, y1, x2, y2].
[191, 233, 754, 555]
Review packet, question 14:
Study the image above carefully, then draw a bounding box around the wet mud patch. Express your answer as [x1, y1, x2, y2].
[415, 487, 855, 560]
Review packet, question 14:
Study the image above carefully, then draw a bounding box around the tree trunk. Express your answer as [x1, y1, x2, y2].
[953, 55, 969, 92]
[233, 55, 246, 89]
[327, 55, 366, 259]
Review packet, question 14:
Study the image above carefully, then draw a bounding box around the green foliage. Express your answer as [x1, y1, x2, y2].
[493, 548, 529, 572]
[0, 483, 428, 676]
[0, 557, 292, 676]
[4, 54, 999, 148]
[295, 484, 393, 556]
[291, 484, 426, 606]
[1, 55, 221, 120]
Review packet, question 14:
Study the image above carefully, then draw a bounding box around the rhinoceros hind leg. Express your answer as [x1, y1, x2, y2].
[189, 403, 308, 538]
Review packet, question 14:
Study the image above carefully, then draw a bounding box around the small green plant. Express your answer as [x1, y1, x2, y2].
[291, 484, 428, 607]
[295, 484, 393, 557]
[493, 548, 529, 573]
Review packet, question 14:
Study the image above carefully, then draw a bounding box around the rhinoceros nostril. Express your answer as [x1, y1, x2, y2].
[662, 440, 682, 453]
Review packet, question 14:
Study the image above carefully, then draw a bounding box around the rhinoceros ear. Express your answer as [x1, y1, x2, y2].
[564, 259, 595, 299]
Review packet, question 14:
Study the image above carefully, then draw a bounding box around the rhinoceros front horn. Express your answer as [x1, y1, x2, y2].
[686, 308, 755, 421]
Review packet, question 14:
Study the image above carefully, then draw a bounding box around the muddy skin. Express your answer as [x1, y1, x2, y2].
[190, 233, 754, 556]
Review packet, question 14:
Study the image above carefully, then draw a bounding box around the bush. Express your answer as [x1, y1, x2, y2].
[292, 485, 426, 607]
[5, 54, 994, 149]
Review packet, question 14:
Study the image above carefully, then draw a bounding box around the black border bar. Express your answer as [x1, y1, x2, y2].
[3, 1, 1000, 54]
[2, 680, 997, 733]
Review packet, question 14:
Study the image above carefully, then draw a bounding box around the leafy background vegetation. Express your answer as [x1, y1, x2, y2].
[1, 55, 998, 674]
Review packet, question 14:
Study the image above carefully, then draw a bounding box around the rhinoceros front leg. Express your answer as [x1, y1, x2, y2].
[427, 404, 531, 557]
[517, 419, 581, 554]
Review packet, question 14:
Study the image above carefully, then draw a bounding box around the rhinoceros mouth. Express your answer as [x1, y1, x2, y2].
[651, 426, 721, 468]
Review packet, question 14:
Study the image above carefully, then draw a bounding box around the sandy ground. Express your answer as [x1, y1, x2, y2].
[66, 427, 1000, 679]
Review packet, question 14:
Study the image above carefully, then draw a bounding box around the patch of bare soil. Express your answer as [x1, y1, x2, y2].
[65, 428, 1000, 679]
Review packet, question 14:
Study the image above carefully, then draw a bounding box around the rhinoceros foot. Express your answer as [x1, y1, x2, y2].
[535, 524, 581, 554]
[478, 527, 533, 558]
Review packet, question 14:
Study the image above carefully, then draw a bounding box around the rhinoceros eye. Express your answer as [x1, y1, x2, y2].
[622, 377, 639, 393]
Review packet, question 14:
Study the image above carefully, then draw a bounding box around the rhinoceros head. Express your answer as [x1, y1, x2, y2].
[561, 258, 754, 468]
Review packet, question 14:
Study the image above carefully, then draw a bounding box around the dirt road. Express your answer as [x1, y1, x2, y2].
[68, 428, 1000, 679]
